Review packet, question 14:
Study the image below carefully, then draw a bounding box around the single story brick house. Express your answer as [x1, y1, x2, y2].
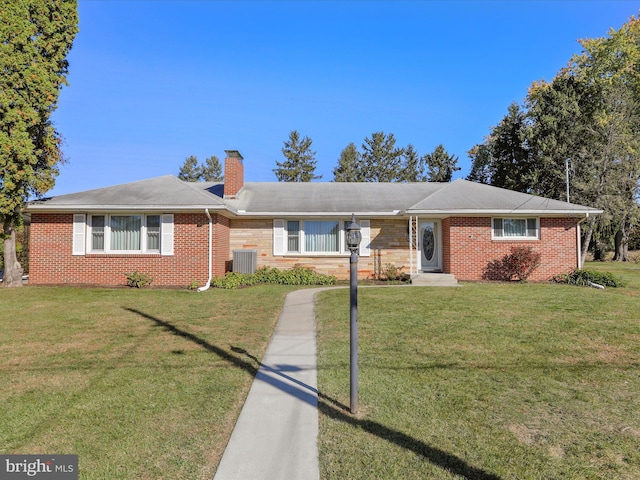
[27, 150, 601, 287]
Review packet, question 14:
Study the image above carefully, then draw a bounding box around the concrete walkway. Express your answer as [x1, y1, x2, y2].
[213, 288, 325, 480]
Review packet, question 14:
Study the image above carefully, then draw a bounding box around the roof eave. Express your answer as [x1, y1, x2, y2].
[26, 204, 229, 212]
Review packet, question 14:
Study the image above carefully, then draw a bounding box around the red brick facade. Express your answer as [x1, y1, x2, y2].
[445, 217, 579, 281]
[29, 213, 581, 286]
[29, 212, 229, 287]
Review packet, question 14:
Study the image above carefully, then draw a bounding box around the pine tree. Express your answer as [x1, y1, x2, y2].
[201, 155, 223, 182]
[360, 132, 404, 182]
[273, 131, 321, 182]
[333, 143, 363, 181]
[424, 144, 461, 182]
[178, 155, 202, 181]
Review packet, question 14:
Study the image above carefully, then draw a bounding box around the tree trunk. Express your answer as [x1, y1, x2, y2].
[613, 223, 629, 262]
[2, 225, 24, 287]
[580, 216, 596, 267]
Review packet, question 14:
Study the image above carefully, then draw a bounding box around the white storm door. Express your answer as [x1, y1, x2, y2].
[419, 221, 441, 271]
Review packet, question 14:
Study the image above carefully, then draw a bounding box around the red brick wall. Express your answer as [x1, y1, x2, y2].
[29, 212, 224, 287]
[223, 156, 244, 198]
[445, 217, 579, 281]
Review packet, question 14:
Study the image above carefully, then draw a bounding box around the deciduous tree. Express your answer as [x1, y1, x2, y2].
[1, 0, 78, 287]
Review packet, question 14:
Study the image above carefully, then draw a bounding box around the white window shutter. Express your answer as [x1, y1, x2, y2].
[72, 214, 86, 255]
[161, 214, 174, 256]
[360, 219, 370, 257]
[273, 219, 285, 255]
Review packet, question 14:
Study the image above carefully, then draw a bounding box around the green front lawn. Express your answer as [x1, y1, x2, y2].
[316, 262, 640, 479]
[0, 285, 297, 479]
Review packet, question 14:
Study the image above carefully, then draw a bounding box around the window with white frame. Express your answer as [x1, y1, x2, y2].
[492, 218, 539, 239]
[274, 218, 370, 256]
[87, 214, 165, 253]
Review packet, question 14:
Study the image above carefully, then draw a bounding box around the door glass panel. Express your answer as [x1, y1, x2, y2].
[423, 225, 434, 261]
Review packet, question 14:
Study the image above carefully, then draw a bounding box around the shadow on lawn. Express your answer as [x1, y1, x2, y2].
[126, 307, 502, 480]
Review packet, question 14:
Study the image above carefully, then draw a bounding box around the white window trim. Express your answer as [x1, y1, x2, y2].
[492, 217, 539, 241]
[273, 218, 370, 257]
[83, 213, 173, 255]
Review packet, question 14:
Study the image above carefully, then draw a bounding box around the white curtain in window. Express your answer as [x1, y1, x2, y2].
[111, 215, 141, 250]
[305, 221, 339, 252]
[503, 219, 526, 237]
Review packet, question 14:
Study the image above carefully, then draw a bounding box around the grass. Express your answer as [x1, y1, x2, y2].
[316, 262, 640, 479]
[2, 262, 639, 479]
[0, 285, 297, 479]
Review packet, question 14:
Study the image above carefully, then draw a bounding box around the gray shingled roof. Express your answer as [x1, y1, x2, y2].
[27, 175, 601, 216]
[226, 182, 448, 215]
[28, 175, 226, 211]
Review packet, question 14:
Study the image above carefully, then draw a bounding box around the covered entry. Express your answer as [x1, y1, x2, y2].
[409, 217, 442, 274]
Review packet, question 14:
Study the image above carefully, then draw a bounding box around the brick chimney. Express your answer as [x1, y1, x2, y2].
[223, 150, 244, 198]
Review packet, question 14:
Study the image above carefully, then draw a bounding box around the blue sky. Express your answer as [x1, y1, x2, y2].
[49, 0, 638, 196]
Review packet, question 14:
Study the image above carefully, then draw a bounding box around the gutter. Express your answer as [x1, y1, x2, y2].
[197, 208, 213, 292]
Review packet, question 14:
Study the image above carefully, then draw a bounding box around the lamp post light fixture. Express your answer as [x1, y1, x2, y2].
[345, 213, 362, 414]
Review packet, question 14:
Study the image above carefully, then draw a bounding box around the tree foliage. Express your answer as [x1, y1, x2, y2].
[467, 14, 640, 263]
[423, 144, 461, 182]
[273, 130, 320, 182]
[333, 142, 362, 181]
[178, 155, 223, 182]
[1, 0, 78, 286]
[360, 131, 405, 182]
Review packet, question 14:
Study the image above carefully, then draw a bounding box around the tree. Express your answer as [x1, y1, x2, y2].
[333, 142, 363, 182]
[467, 103, 532, 192]
[1, 0, 79, 287]
[423, 144, 460, 182]
[360, 131, 404, 182]
[201, 155, 223, 181]
[399, 144, 426, 182]
[178, 155, 223, 182]
[273, 130, 321, 182]
[467, 14, 640, 264]
[178, 155, 201, 181]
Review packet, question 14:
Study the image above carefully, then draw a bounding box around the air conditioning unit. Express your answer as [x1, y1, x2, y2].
[233, 249, 257, 274]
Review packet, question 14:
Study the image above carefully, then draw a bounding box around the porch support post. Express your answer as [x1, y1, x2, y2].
[409, 216, 413, 275]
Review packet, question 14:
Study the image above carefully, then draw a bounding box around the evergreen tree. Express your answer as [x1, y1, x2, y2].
[399, 144, 425, 182]
[1, 0, 79, 287]
[201, 155, 223, 181]
[360, 132, 404, 182]
[274, 130, 321, 182]
[333, 143, 363, 181]
[178, 155, 201, 181]
[424, 144, 460, 182]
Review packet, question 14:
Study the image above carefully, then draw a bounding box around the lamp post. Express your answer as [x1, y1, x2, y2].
[345, 213, 362, 414]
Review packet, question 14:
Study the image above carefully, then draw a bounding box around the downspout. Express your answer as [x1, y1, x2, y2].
[197, 208, 213, 292]
[577, 213, 588, 269]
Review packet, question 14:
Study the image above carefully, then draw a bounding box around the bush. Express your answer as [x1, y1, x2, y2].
[210, 265, 337, 290]
[125, 271, 153, 288]
[483, 246, 541, 282]
[553, 269, 626, 288]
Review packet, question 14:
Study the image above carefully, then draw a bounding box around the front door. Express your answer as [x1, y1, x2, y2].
[419, 221, 441, 272]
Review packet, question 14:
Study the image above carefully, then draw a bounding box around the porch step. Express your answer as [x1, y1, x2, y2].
[410, 273, 459, 287]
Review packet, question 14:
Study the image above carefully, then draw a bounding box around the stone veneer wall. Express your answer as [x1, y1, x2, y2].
[228, 218, 412, 280]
